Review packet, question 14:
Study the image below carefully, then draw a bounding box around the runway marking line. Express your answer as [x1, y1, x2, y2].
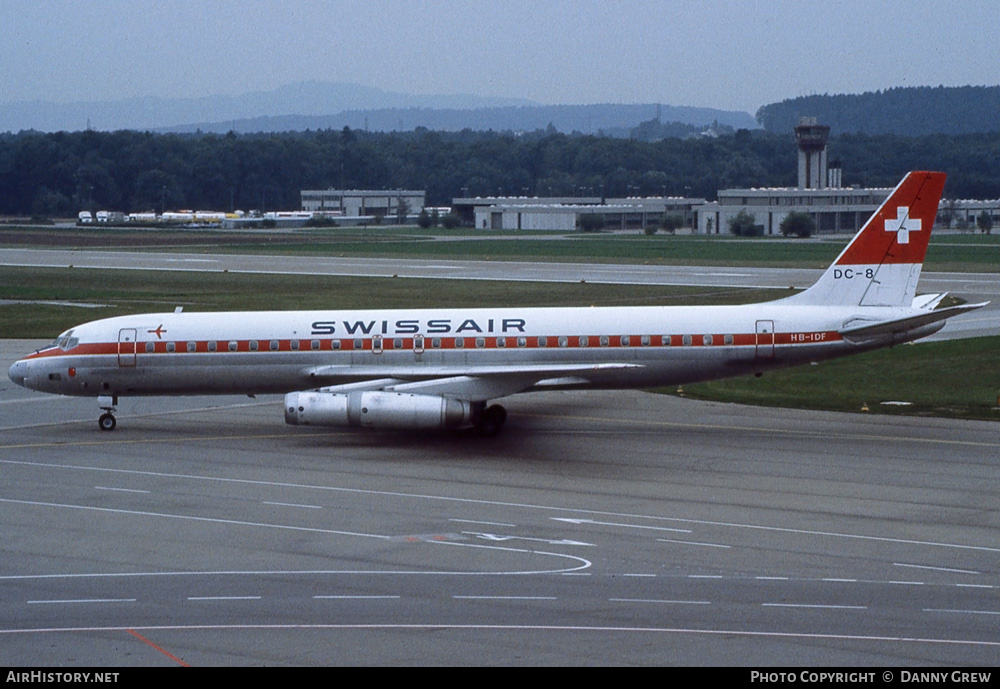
[187, 596, 261, 601]
[27, 598, 135, 605]
[657, 538, 730, 549]
[762, 603, 867, 610]
[894, 562, 980, 575]
[610, 598, 710, 605]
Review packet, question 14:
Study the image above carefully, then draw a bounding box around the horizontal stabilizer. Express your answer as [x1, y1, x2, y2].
[839, 302, 988, 340]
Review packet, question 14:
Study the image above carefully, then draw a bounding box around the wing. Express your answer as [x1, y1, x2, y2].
[302, 362, 643, 401]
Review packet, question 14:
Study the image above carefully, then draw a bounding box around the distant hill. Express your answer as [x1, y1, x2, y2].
[0, 79, 757, 136]
[0, 81, 537, 133]
[158, 103, 757, 136]
[756, 85, 1000, 135]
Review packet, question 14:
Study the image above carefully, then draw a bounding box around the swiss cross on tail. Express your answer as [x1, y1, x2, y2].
[885, 207, 920, 244]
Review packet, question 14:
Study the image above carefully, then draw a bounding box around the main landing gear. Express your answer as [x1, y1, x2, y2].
[97, 395, 118, 432]
[473, 402, 507, 437]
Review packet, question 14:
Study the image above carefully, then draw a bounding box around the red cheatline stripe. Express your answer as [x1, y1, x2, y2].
[127, 628, 190, 667]
[25, 331, 844, 359]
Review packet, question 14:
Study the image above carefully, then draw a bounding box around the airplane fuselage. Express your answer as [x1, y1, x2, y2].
[10, 302, 937, 399]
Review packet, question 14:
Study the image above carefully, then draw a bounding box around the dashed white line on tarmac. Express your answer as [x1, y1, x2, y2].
[611, 598, 711, 605]
[263, 501, 323, 509]
[187, 596, 261, 601]
[763, 604, 867, 610]
[28, 598, 135, 605]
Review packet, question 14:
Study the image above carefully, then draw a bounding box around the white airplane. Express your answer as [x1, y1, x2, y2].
[8, 171, 985, 435]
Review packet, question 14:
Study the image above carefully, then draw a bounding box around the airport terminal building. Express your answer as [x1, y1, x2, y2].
[694, 118, 892, 235]
[453, 195, 705, 232]
[300, 189, 426, 219]
[695, 184, 892, 235]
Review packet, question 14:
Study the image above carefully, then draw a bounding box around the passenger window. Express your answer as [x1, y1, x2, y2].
[208, 341, 217, 352]
[187, 341, 196, 352]
[703, 335, 713, 346]
[661, 335, 671, 346]
[599, 335, 609, 347]
[682, 335, 692, 346]
[229, 341, 238, 351]
[621, 335, 630, 347]
[558, 336, 568, 348]
[431, 337, 441, 349]
[249, 341, 259, 351]
[269, 340, 279, 351]
[497, 337, 506, 348]
[332, 340, 341, 350]
[167, 342, 176, 353]
[311, 340, 320, 350]
[579, 336, 589, 347]
[455, 338, 464, 349]
[394, 338, 403, 349]
[353, 339, 363, 350]
[724, 334, 734, 345]
[538, 336, 547, 347]
[517, 337, 526, 348]
[145, 342, 155, 353]
[290, 340, 300, 350]
[476, 337, 485, 348]
[641, 335, 650, 346]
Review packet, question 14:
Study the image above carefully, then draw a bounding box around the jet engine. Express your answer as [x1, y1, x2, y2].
[284, 390, 474, 431]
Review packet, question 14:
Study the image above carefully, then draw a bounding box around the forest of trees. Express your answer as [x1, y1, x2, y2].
[3, 125, 1000, 218]
[756, 85, 1000, 136]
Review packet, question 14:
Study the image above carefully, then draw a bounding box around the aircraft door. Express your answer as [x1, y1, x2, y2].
[118, 328, 138, 367]
[755, 320, 774, 360]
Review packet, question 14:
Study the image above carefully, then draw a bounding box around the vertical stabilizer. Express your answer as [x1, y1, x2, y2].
[782, 171, 946, 307]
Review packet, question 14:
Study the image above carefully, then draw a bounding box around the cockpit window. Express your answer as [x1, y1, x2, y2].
[54, 330, 78, 350]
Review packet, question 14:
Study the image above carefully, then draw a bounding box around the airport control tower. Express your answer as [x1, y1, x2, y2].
[795, 117, 830, 189]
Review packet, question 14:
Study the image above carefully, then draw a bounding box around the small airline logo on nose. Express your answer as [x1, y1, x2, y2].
[885, 207, 921, 244]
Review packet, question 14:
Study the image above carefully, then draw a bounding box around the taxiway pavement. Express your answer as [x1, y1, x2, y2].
[2, 340, 997, 666]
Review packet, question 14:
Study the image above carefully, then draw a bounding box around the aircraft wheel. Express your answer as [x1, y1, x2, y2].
[476, 404, 506, 437]
[98, 413, 117, 432]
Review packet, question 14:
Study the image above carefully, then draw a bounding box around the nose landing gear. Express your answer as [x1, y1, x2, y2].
[98, 395, 118, 432]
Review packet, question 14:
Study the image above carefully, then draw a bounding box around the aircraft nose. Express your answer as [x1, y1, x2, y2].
[8, 360, 27, 387]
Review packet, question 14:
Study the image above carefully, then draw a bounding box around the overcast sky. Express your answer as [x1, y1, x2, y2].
[2, 0, 998, 113]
